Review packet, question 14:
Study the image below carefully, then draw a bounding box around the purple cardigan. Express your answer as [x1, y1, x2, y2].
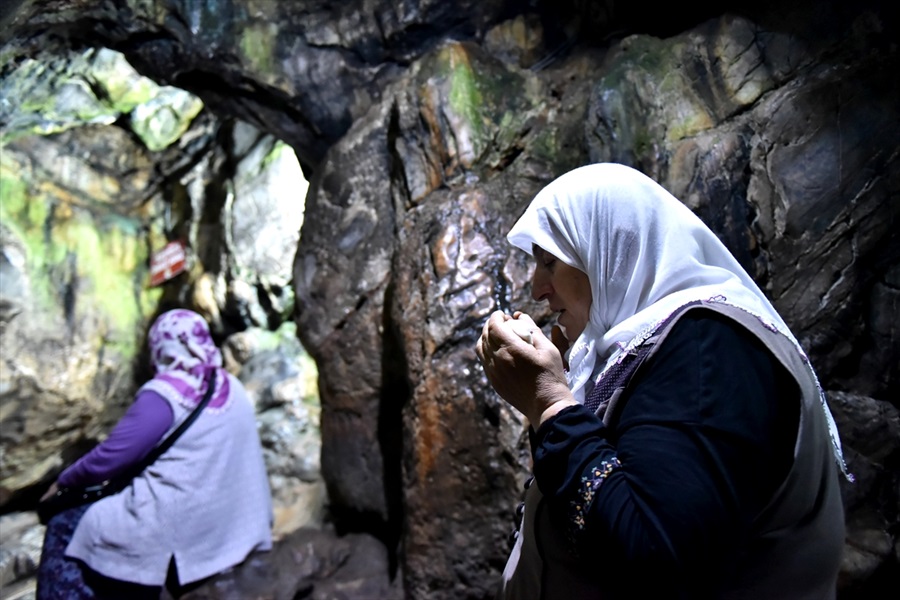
[58, 391, 174, 487]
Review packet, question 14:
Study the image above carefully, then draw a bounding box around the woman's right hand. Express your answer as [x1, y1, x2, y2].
[476, 311, 577, 428]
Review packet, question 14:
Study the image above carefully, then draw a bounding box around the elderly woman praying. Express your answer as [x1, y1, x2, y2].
[476, 163, 848, 600]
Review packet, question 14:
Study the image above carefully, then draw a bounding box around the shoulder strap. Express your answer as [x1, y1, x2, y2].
[596, 302, 722, 426]
[585, 301, 702, 417]
[114, 368, 217, 483]
[596, 301, 815, 431]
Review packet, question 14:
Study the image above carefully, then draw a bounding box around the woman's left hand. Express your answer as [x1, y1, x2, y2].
[476, 311, 577, 428]
[40, 481, 59, 502]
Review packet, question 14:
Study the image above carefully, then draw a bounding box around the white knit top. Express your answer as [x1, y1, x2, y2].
[65, 371, 273, 585]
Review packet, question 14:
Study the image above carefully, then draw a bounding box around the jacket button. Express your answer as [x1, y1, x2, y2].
[524, 476, 535, 490]
[516, 502, 525, 519]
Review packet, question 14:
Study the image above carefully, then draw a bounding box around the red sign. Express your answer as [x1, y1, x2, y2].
[149, 240, 187, 286]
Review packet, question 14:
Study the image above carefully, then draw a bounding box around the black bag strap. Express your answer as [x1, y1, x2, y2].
[115, 368, 217, 482]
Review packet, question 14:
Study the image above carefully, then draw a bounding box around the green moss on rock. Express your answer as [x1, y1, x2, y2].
[240, 23, 277, 76]
[1, 47, 202, 152]
[131, 89, 204, 152]
[90, 48, 159, 113]
[447, 46, 485, 138]
[427, 42, 540, 170]
[0, 158, 158, 357]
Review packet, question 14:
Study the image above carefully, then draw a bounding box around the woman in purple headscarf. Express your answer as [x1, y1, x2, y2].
[36, 309, 273, 600]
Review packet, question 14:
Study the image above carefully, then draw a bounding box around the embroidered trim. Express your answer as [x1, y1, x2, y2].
[593, 296, 853, 482]
[595, 299, 706, 383]
[570, 457, 622, 532]
[595, 296, 782, 383]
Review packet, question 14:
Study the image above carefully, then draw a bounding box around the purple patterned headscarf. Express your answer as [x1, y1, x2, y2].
[146, 309, 230, 409]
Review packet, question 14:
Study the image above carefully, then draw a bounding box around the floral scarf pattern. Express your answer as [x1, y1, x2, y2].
[145, 309, 230, 410]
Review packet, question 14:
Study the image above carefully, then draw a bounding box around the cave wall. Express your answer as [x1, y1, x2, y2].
[1, 1, 898, 598]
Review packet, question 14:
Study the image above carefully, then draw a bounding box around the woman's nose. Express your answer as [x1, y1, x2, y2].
[531, 270, 551, 301]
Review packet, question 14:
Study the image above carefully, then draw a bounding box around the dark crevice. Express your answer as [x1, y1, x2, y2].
[493, 267, 512, 316]
[61, 252, 77, 334]
[331, 295, 369, 333]
[376, 279, 409, 579]
[387, 100, 412, 213]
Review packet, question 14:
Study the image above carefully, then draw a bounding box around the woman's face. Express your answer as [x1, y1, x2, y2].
[531, 245, 592, 341]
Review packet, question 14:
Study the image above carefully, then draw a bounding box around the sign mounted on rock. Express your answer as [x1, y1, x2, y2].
[149, 240, 188, 286]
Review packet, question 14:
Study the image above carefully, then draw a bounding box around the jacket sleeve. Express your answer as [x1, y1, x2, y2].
[531, 310, 798, 593]
[57, 390, 174, 487]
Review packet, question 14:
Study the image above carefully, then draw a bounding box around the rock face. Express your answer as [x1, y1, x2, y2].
[0, 47, 195, 505]
[0, 38, 323, 594]
[293, 41, 591, 596]
[1, 0, 898, 598]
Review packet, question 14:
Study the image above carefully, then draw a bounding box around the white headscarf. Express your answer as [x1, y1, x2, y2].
[508, 162, 793, 396]
[507, 163, 848, 473]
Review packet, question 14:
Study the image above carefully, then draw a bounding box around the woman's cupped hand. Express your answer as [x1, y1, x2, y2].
[476, 311, 578, 428]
